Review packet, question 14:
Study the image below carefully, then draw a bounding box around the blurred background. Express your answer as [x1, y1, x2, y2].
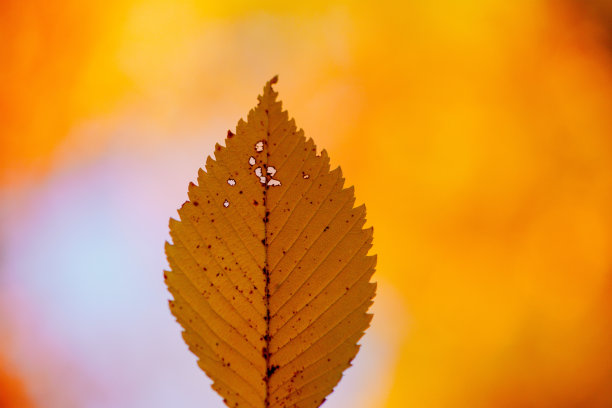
[2, 0, 612, 407]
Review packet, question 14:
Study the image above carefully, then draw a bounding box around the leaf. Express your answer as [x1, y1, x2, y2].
[164, 77, 376, 408]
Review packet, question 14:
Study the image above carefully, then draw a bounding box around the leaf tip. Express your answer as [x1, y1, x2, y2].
[262, 75, 280, 103]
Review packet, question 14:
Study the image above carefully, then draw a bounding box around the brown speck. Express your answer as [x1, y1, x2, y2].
[267, 364, 280, 377]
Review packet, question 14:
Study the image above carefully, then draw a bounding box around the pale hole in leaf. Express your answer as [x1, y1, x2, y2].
[227, 179, 236, 186]
[267, 166, 277, 176]
[303, 174, 310, 179]
[255, 141, 264, 152]
[255, 168, 266, 183]
[248, 156, 256, 166]
[223, 200, 229, 208]
[267, 179, 281, 186]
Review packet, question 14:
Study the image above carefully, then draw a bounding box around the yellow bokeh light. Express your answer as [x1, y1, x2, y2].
[2, 0, 612, 406]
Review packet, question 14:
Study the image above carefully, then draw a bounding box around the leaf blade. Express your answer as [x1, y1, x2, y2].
[165, 77, 376, 407]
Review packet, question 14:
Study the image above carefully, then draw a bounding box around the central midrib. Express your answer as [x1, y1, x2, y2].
[263, 105, 272, 407]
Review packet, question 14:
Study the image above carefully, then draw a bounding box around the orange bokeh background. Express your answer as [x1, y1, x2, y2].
[2, 0, 612, 407]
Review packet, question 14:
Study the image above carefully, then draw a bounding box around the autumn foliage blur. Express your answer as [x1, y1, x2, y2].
[2, 0, 612, 407]
[0, 356, 31, 408]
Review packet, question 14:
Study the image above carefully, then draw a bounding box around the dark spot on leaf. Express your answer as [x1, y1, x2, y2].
[267, 365, 280, 377]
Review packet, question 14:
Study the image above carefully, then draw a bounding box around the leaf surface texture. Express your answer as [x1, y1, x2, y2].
[165, 77, 376, 408]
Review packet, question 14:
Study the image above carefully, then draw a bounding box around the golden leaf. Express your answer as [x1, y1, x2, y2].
[164, 77, 376, 408]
